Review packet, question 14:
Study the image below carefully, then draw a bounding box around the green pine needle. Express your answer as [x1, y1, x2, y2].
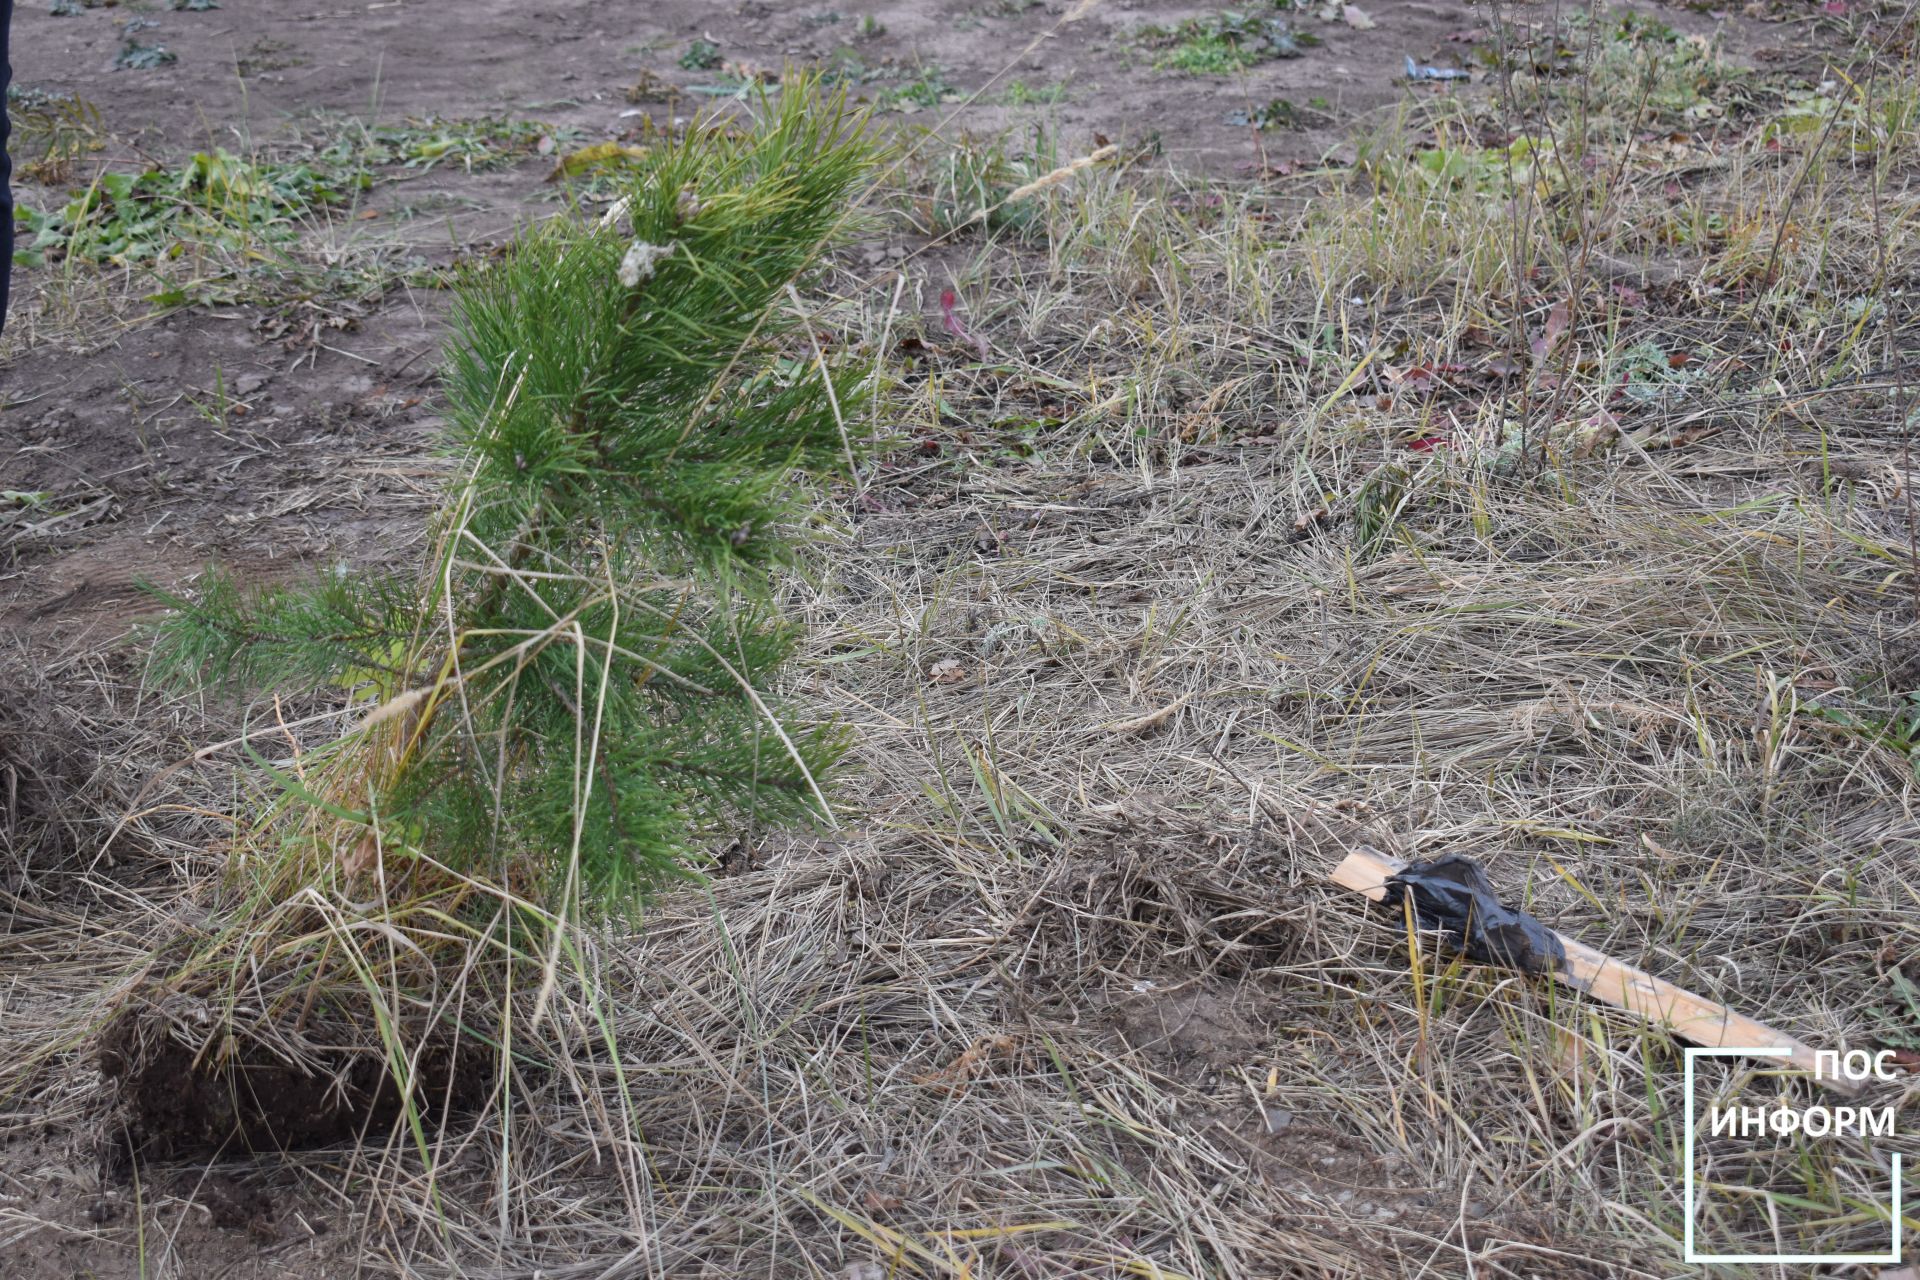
[147, 77, 878, 910]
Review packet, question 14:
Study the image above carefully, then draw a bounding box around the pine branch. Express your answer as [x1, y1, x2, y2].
[147, 78, 880, 911]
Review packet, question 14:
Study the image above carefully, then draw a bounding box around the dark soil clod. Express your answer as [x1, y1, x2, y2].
[97, 1002, 491, 1161]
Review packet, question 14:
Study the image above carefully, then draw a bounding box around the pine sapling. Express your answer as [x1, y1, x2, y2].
[110, 81, 880, 1153]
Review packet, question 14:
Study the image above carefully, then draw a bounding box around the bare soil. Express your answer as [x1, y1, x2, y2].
[96, 998, 493, 1161]
[1, 0, 1794, 646]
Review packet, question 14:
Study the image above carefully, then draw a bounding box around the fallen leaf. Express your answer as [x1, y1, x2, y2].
[1545, 300, 1570, 342]
[1290, 506, 1330, 537]
[939, 288, 991, 361]
[1342, 4, 1377, 30]
[1573, 409, 1620, 460]
[928, 658, 968, 685]
[913, 1034, 1015, 1094]
[862, 1189, 902, 1213]
[1388, 361, 1471, 391]
[1530, 300, 1570, 361]
[546, 142, 650, 182]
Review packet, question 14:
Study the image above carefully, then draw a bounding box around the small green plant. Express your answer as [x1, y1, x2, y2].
[1610, 340, 1701, 405]
[1353, 464, 1410, 555]
[1001, 78, 1070, 107]
[1801, 691, 1920, 780]
[326, 115, 572, 174]
[15, 114, 569, 264]
[855, 13, 886, 39]
[114, 39, 177, 71]
[1226, 97, 1323, 130]
[911, 126, 1061, 238]
[13, 149, 361, 268]
[1134, 10, 1317, 76]
[183, 365, 238, 431]
[1763, 81, 1920, 157]
[818, 50, 875, 87]
[1870, 969, 1920, 1049]
[1497, 10, 1739, 131]
[679, 38, 723, 71]
[1352, 119, 1558, 202]
[4, 86, 106, 183]
[879, 65, 959, 111]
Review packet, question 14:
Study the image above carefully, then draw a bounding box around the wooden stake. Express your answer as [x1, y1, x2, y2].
[1330, 846, 1856, 1095]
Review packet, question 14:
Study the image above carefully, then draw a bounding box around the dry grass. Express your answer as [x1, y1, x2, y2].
[7, 3, 1920, 1276]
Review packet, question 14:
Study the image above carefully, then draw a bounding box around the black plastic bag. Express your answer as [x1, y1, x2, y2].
[1381, 854, 1566, 976]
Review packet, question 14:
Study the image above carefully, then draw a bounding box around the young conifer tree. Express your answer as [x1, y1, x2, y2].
[148, 84, 875, 917]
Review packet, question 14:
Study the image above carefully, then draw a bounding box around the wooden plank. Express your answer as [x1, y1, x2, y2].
[1330, 846, 1854, 1094]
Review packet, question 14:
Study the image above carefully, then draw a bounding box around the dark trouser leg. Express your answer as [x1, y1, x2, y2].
[1, 0, 12, 338]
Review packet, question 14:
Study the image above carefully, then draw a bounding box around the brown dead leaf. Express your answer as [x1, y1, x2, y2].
[1881, 1047, 1920, 1073]
[928, 658, 968, 685]
[913, 1034, 1016, 1094]
[1573, 409, 1620, 460]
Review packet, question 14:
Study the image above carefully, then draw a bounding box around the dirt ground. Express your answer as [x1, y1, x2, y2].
[0, 0, 1797, 648]
[1, 0, 1899, 1277]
